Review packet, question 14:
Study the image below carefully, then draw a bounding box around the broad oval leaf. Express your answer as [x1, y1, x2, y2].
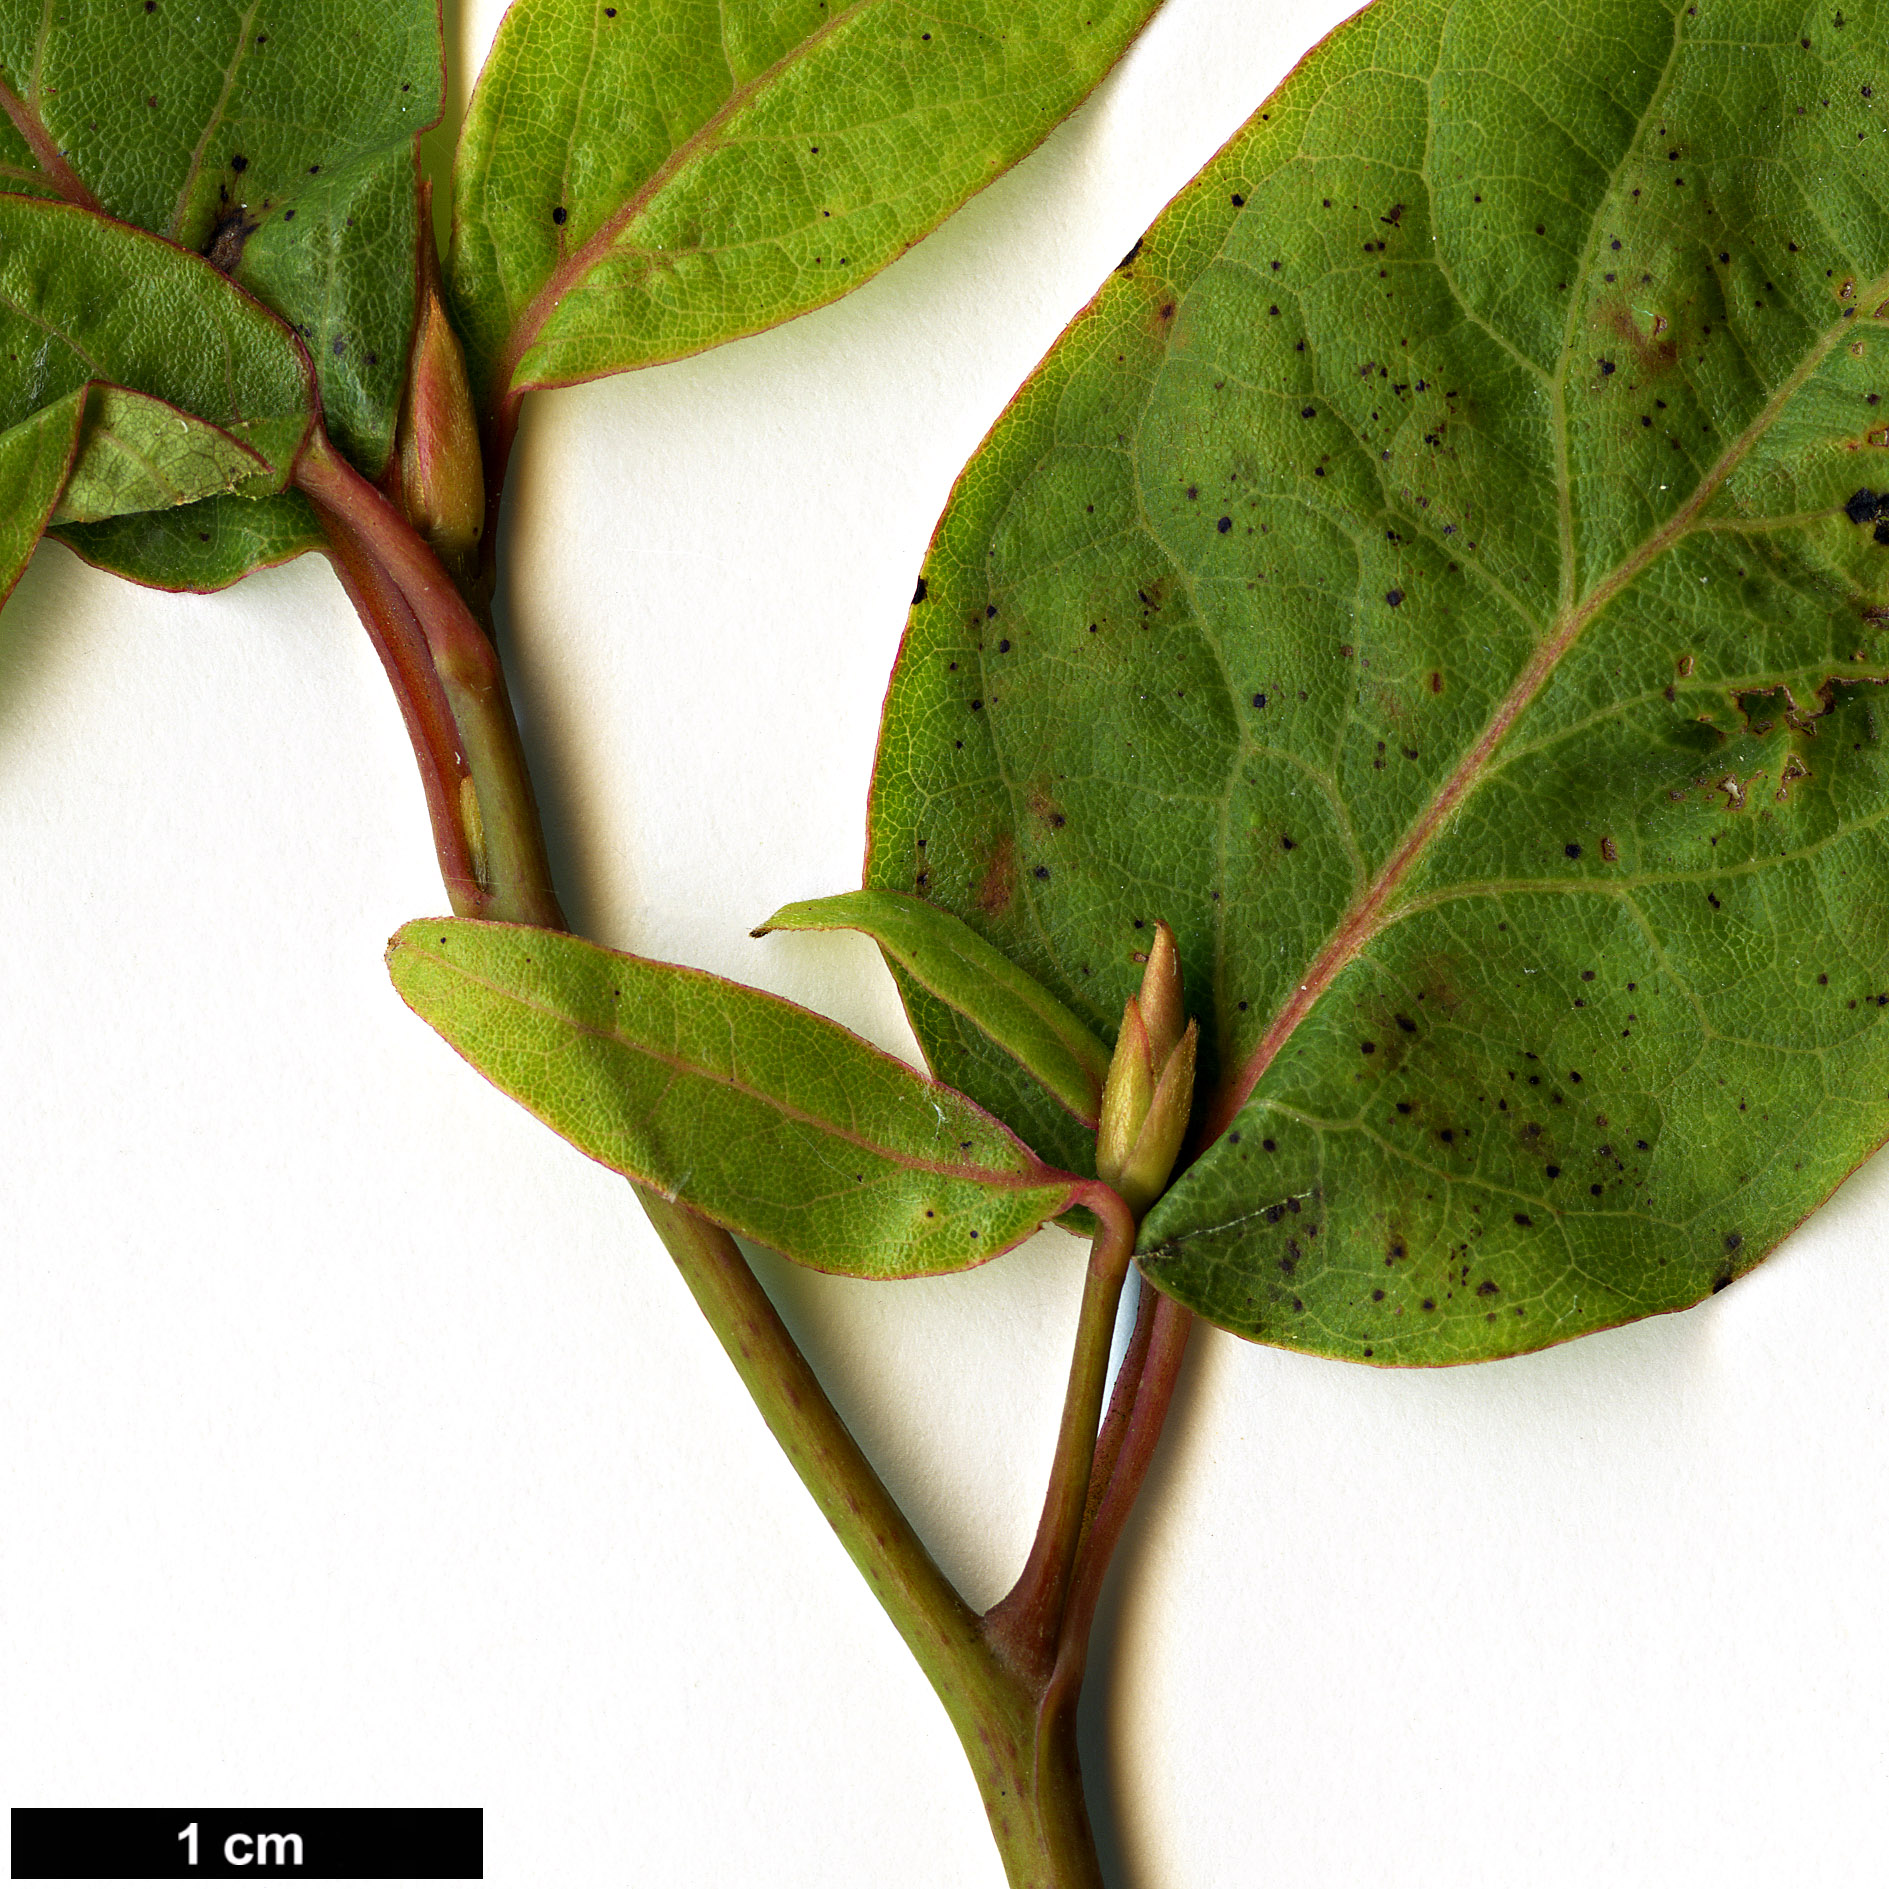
[388, 918, 1084, 1276]
[755, 886, 1109, 1176]
[867, 0, 1889, 1364]
[448, 0, 1168, 421]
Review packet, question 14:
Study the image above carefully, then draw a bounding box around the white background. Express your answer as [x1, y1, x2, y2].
[6, 1, 1889, 1883]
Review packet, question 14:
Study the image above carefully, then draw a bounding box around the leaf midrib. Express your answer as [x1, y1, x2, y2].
[404, 940, 1071, 1193]
[164, 0, 265, 244]
[0, 70, 98, 210]
[1199, 269, 1889, 1147]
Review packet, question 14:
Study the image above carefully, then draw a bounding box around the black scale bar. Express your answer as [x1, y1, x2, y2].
[10, 1810, 482, 1880]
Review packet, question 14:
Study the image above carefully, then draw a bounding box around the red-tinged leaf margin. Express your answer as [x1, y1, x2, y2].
[389, 916, 1130, 1278]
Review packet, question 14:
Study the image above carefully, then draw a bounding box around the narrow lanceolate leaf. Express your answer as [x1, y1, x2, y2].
[449, 0, 1168, 429]
[52, 390, 271, 526]
[756, 888, 1110, 1176]
[0, 0, 439, 473]
[388, 919, 1082, 1277]
[869, 0, 1889, 1365]
[0, 198, 314, 482]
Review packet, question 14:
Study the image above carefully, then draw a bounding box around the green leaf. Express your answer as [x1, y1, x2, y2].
[0, 196, 313, 463]
[448, 0, 1168, 418]
[0, 0, 442, 580]
[0, 0, 438, 460]
[232, 144, 423, 480]
[867, 0, 1889, 1365]
[754, 888, 1109, 1178]
[0, 392, 85, 607]
[51, 389, 272, 526]
[388, 918, 1083, 1277]
[52, 492, 325, 594]
[0, 195, 314, 603]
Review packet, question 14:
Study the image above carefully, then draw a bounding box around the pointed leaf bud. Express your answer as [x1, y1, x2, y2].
[395, 190, 484, 584]
[1114, 1019, 1196, 1217]
[1140, 921, 1185, 1068]
[1095, 927, 1196, 1216]
[1096, 996, 1155, 1190]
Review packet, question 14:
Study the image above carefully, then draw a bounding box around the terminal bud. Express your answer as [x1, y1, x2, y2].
[1095, 922, 1196, 1218]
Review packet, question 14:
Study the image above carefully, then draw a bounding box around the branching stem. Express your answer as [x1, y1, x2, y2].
[1045, 1293, 1193, 1721]
[310, 395, 1194, 1888]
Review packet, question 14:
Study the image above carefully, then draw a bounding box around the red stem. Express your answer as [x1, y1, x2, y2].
[296, 428, 565, 930]
[1079, 1276, 1159, 1545]
[314, 483, 483, 914]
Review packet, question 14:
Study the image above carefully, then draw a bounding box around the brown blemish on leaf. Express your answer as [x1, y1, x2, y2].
[1601, 302, 1680, 375]
[1027, 788, 1067, 830]
[974, 833, 1016, 915]
[1408, 955, 1464, 1014]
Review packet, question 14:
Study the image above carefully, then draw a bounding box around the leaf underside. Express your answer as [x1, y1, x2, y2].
[53, 492, 325, 595]
[52, 389, 272, 526]
[867, 0, 1889, 1365]
[388, 920, 1077, 1278]
[0, 0, 442, 585]
[0, 197, 313, 478]
[449, 0, 1168, 414]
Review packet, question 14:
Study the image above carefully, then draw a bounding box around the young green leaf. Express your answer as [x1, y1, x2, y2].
[388, 918, 1085, 1277]
[2, 0, 444, 583]
[755, 887, 1110, 1172]
[449, 0, 1169, 438]
[868, 0, 1889, 1365]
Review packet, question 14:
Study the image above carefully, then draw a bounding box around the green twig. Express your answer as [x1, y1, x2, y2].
[985, 1182, 1138, 1682]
